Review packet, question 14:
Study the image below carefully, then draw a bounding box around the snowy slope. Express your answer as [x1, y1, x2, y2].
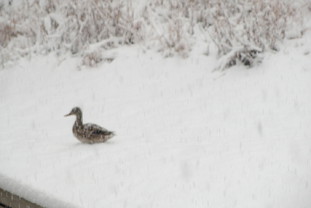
[1, 31, 311, 208]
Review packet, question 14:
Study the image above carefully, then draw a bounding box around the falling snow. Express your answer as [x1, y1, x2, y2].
[0, 1, 311, 208]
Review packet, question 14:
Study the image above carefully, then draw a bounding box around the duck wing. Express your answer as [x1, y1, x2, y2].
[84, 123, 112, 137]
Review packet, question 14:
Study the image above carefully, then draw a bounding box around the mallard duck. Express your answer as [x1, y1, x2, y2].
[65, 107, 114, 144]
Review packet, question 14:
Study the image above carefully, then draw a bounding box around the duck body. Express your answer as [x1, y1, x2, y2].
[65, 107, 114, 144]
[73, 122, 114, 144]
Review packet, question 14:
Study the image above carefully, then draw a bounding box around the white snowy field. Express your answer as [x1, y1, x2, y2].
[1, 31, 311, 207]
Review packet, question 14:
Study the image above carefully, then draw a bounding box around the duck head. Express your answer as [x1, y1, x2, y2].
[65, 107, 82, 117]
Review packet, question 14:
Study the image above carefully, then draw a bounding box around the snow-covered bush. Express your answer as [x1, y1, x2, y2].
[142, 0, 194, 58]
[0, 0, 304, 69]
[57, 0, 144, 54]
[82, 50, 103, 67]
[144, 0, 301, 69]
[0, 0, 144, 66]
[205, 0, 301, 69]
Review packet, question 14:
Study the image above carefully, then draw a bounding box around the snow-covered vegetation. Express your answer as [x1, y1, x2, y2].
[0, 0, 306, 69]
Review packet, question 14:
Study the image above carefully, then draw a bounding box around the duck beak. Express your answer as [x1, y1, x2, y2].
[64, 112, 72, 117]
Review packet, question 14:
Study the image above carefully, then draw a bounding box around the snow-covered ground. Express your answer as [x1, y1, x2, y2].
[1, 5, 311, 207]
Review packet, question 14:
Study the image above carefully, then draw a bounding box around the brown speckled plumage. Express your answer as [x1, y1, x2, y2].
[65, 107, 114, 144]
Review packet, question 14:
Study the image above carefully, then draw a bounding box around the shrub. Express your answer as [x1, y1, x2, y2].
[0, 0, 304, 69]
[142, 0, 301, 68]
[205, 0, 301, 69]
[0, 0, 143, 66]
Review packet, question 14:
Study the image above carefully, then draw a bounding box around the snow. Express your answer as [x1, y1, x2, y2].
[1, 2, 311, 206]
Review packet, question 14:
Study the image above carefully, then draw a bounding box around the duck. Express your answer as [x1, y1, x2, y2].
[65, 107, 114, 144]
